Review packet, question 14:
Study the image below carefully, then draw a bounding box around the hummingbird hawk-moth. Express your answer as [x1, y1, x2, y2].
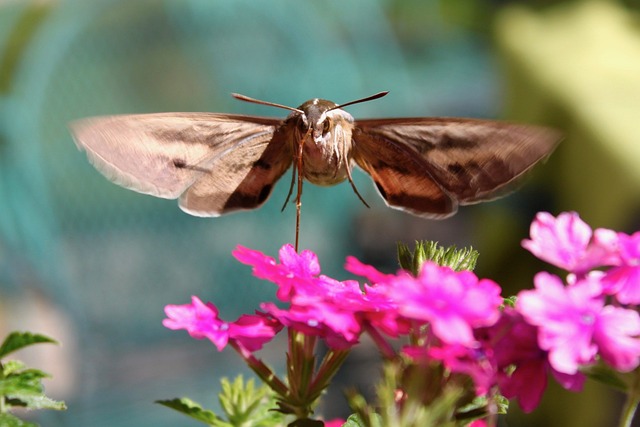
[71, 91, 561, 247]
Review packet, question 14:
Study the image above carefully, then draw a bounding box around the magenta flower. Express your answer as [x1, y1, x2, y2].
[602, 231, 640, 304]
[233, 244, 321, 301]
[517, 272, 640, 374]
[234, 244, 384, 349]
[378, 261, 502, 346]
[163, 296, 282, 352]
[489, 309, 584, 412]
[345, 256, 395, 284]
[522, 211, 619, 274]
[422, 343, 497, 396]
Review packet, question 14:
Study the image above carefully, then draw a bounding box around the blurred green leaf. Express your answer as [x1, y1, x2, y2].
[156, 397, 223, 425]
[583, 364, 629, 392]
[0, 412, 38, 427]
[158, 376, 286, 426]
[0, 332, 57, 359]
[0, 368, 48, 396]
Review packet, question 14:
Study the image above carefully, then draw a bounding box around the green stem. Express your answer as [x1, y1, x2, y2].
[230, 341, 288, 397]
[619, 369, 640, 427]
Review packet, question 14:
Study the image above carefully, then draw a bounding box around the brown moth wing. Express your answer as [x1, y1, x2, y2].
[351, 126, 457, 218]
[352, 118, 561, 217]
[71, 113, 291, 216]
[179, 122, 294, 216]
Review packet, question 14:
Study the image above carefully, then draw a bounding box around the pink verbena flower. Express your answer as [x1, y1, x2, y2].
[421, 343, 497, 396]
[517, 272, 640, 374]
[345, 256, 395, 284]
[489, 309, 584, 412]
[602, 231, 640, 304]
[378, 261, 502, 346]
[260, 279, 368, 349]
[163, 296, 281, 352]
[235, 244, 384, 349]
[233, 244, 321, 301]
[522, 211, 619, 274]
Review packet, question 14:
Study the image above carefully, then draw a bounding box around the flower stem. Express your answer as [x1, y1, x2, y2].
[231, 341, 289, 397]
[619, 369, 640, 427]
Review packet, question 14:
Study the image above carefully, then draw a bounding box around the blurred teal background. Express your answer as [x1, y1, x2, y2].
[0, 0, 639, 426]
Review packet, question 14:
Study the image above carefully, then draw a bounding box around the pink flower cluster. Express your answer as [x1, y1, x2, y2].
[163, 211, 639, 415]
[518, 212, 640, 379]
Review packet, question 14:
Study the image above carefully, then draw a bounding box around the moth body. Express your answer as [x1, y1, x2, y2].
[289, 99, 355, 186]
[70, 91, 562, 219]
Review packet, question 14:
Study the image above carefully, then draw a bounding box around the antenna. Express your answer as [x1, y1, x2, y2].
[231, 93, 303, 114]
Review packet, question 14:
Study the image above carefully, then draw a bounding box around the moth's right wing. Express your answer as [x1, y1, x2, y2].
[70, 113, 293, 216]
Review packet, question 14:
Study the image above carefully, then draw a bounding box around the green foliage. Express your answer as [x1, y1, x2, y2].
[0, 331, 66, 425]
[156, 398, 222, 425]
[397, 241, 479, 275]
[157, 375, 287, 426]
[346, 360, 474, 427]
[0, 332, 57, 359]
[0, 412, 38, 427]
[583, 363, 629, 393]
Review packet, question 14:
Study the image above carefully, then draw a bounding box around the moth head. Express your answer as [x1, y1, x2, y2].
[232, 91, 387, 143]
[298, 98, 345, 143]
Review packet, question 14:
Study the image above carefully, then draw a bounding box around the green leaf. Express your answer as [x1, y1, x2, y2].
[2, 360, 27, 376]
[156, 398, 222, 425]
[343, 413, 381, 427]
[6, 395, 66, 411]
[0, 368, 49, 397]
[219, 376, 287, 427]
[0, 332, 57, 359]
[0, 412, 38, 427]
[584, 363, 629, 392]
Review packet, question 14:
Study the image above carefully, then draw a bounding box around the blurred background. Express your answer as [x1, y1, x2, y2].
[0, 0, 639, 425]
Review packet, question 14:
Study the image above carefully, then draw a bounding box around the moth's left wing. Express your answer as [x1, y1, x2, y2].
[71, 113, 292, 216]
[352, 118, 561, 218]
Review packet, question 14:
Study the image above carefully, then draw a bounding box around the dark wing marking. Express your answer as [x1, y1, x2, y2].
[71, 113, 291, 216]
[352, 117, 561, 218]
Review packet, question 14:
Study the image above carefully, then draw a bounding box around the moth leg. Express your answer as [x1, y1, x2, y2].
[281, 162, 297, 212]
[345, 161, 370, 209]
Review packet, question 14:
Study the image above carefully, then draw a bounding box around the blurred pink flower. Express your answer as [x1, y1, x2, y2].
[517, 272, 640, 374]
[522, 211, 619, 274]
[489, 309, 584, 412]
[602, 231, 640, 304]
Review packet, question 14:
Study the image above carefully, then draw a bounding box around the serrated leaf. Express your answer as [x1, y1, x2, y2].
[6, 394, 66, 411]
[0, 412, 38, 427]
[156, 397, 222, 425]
[2, 360, 27, 376]
[0, 332, 57, 359]
[0, 369, 49, 397]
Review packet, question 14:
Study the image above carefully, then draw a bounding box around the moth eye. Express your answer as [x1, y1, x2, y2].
[322, 120, 331, 133]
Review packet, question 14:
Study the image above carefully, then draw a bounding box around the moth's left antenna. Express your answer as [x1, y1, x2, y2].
[232, 93, 303, 114]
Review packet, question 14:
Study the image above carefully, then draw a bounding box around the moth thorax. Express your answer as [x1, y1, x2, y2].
[301, 108, 354, 186]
